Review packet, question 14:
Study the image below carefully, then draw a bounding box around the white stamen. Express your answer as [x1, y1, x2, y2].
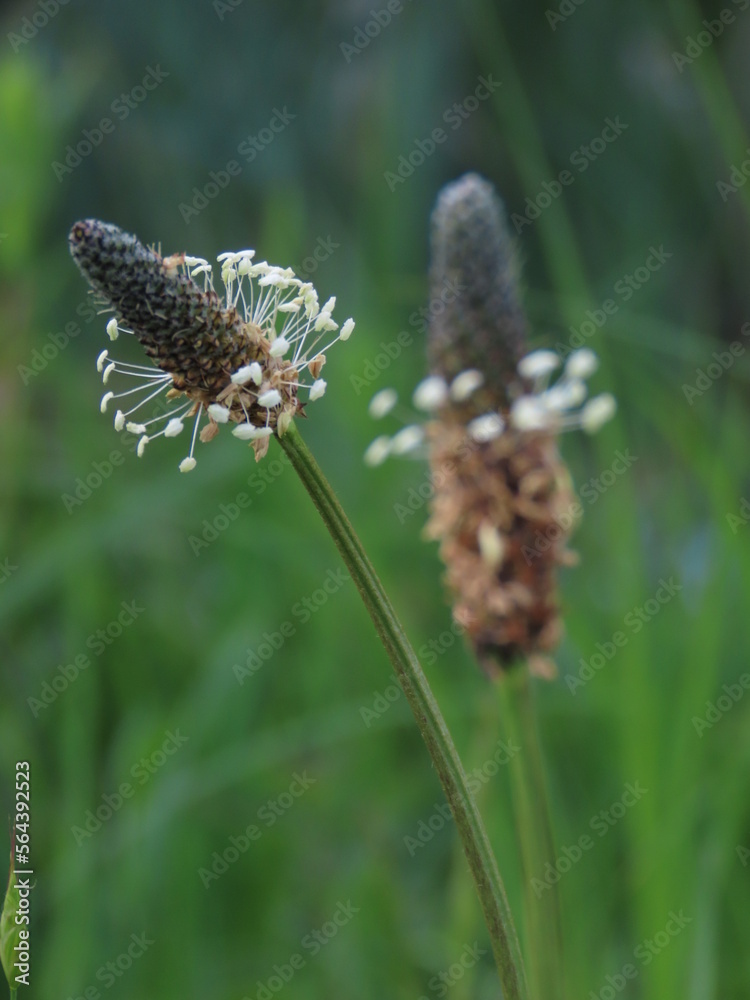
[368, 388, 398, 419]
[269, 336, 290, 358]
[565, 348, 598, 380]
[581, 393, 616, 433]
[450, 369, 484, 402]
[258, 389, 282, 408]
[92, 243, 358, 471]
[179, 457, 197, 473]
[510, 396, 549, 431]
[314, 312, 338, 333]
[413, 375, 448, 411]
[518, 350, 560, 381]
[390, 425, 424, 454]
[468, 413, 505, 442]
[208, 404, 230, 424]
[136, 435, 149, 457]
[164, 418, 185, 437]
[232, 363, 262, 386]
[340, 318, 355, 341]
[364, 436, 392, 467]
[543, 379, 587, 412]
[232, 424, 273, 440]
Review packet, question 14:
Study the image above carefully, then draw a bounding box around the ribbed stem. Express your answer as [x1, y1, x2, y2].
[278, 423, 528, 1000]
[497, 668, 564, 1000]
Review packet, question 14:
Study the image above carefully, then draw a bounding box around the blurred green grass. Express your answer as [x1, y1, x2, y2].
[2, 1, 750, 998]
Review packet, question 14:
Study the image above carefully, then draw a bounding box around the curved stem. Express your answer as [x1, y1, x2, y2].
[278, 422, 528, 1000]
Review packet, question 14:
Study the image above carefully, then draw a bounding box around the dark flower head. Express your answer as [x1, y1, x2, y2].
[69, 220, 354, 470]
[428, 171, 527, 411]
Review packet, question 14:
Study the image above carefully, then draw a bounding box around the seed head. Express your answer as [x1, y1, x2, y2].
[428, 172, 527, 411]
[69, 220, 354, 469]
[365, 174, 616, 677]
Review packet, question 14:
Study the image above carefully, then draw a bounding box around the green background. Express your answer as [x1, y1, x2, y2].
[1, 1, 749, 997]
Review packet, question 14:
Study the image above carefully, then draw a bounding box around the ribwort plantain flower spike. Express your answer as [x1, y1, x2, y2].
[365, 174, 615, 677]
[67, 214, 530, 1000]
[69, 220, 354, 470]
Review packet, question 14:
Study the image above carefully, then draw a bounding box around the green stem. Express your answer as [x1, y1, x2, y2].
[497, 669, 564, 1000]
[278, 422, 528, 1000]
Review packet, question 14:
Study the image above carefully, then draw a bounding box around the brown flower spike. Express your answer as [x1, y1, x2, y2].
[69, 220, 354, 470]
[366, 174, 615, 677]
